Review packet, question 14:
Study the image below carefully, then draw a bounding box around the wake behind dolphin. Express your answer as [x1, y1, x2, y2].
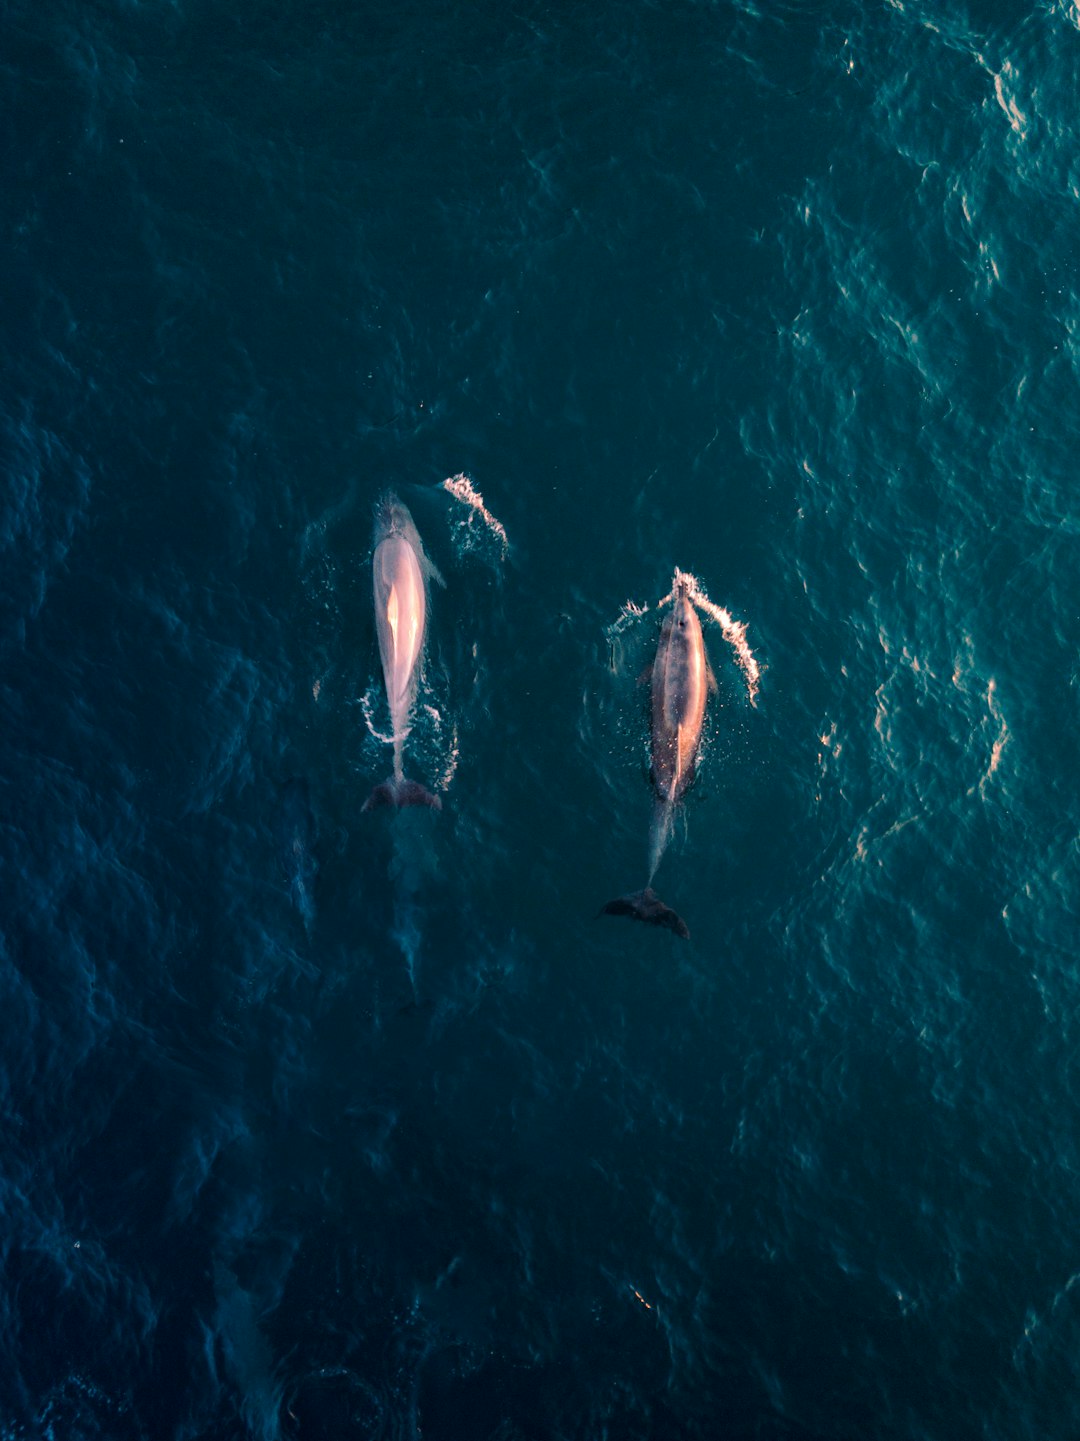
[602, 572, 719, 940]
[363, 492, 445, 812]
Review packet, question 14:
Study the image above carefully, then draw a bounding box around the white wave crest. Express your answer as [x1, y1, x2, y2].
[442, 474, 509, 559]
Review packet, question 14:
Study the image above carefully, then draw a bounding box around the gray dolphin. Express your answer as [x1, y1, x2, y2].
[602, 574, 715, 939]
[363, 492, 445, 812]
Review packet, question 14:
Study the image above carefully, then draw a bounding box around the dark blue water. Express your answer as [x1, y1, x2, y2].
[4, 1, 1080, 1436]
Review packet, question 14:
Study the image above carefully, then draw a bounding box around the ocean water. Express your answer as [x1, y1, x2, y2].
[3, 0, 1080, 1436]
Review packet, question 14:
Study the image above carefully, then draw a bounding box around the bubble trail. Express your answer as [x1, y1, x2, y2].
[442, 474, 509, 558]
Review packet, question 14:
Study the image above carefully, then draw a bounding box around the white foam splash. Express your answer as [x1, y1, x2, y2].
[605, 598, 650, 641]
[423, 703, 460, 792]
[437, 728, 460, 792]
[360, 684, 394, 745]
[442, 474, 509, 559]
[665, 568, 762, 706]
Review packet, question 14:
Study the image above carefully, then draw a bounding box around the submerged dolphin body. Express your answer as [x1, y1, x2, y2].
[278, 776, 317, 928]
[363, 493, 445, 812]
[602, 575, 715, 939]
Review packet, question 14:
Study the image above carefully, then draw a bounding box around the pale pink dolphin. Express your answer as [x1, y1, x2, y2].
[363, 493, 445, 811]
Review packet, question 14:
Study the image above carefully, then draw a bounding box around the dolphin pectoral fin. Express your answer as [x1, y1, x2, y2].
[362, 778, 443, 812]
[706, 658, 719, 694]
[424, 555, 447, 589]
[599, 888, 690, 939]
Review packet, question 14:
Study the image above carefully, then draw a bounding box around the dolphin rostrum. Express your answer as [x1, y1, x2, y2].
[602, 573, 716, 939]
[363, 492, 445, 812]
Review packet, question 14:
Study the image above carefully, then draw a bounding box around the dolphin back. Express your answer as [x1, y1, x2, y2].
[367, 490, 446, 812]
[650, 595, 707, 807]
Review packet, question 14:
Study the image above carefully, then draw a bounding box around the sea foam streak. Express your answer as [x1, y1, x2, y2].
[442, 474, 509, 559]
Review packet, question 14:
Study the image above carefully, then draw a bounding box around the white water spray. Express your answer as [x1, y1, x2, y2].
[442, 474, 510, 560]
[607, 598, 649, 637]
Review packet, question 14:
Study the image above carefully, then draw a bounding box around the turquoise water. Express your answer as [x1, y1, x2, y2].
[3, 2, 1080, 1436]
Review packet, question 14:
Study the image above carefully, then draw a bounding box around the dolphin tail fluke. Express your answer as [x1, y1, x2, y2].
[362, 777, 443, 812]
[599, 887, 689, 939]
